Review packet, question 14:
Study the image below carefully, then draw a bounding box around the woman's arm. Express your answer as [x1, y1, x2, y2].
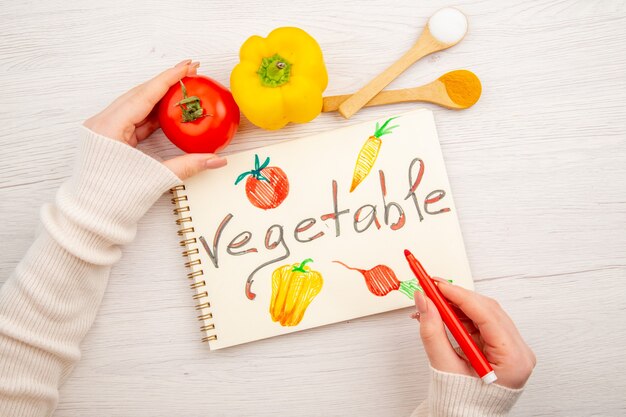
[410, 280, 536, 416]
[0, 61, 226, 417]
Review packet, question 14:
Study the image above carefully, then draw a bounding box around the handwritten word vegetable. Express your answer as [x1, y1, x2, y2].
[199, 157, 451, 298]
[230, 27, 328, 130]
[350, 117, 399, 192]
[333, 261, 419, 298]
[158, 75, 240, 153]
[235, 155, 289, 210]
[270, 259, 323, 326]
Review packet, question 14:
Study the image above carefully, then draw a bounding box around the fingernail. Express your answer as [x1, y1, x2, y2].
[187, 62, 201, 76]
[432, 277, 450, 285]
[205, 156, 227, 169]
[175, 59, 192, 68]
[415, 291, 428, 315]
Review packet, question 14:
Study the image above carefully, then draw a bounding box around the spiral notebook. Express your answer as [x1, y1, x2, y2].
[170, 108, 473, 350]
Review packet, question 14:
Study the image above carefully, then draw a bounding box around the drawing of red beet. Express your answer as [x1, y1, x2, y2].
[235, 154, 289, 210]
[334, 261, 420, 298]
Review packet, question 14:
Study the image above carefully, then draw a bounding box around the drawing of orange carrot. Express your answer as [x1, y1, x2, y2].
[349, 117, 399, 192]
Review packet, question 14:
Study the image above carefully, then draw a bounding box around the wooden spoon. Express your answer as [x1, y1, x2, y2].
[337, 7, 468, 119]
[323, 70, 481, 112]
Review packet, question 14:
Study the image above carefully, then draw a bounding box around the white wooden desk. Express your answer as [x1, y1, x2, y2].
[1, 1, 625, 416]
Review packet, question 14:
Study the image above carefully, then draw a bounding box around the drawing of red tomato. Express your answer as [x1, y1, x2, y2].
[235, 155, 289, 210]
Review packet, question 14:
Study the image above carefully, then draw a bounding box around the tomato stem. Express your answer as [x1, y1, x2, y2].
[175, 80, 213, 123]
[234, 154, 271, 184]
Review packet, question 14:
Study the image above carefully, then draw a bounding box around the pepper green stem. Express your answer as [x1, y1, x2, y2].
[257, 54, 292, 87]
[292, 258, 314, 273]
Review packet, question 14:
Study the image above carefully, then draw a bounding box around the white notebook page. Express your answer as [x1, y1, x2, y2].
[181, 108, 473, 349]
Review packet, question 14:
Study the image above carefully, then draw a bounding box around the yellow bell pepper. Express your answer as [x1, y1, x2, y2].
[270, 258, 323, 326]
[230, 27, 328, 130]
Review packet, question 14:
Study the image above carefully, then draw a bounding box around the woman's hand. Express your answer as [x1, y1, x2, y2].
[84, 60, 227, 179]
[412, 281, 536, 389]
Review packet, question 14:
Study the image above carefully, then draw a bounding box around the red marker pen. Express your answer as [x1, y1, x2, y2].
[404, 249, 497, 384]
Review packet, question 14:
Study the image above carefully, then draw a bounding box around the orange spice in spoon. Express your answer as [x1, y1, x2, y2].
[438, 70, 482, 108]
[323, 69, 482, 112]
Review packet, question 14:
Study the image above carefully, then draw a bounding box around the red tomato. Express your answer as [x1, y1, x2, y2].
[158, 75, 239, 153]
[235, 155, 290, 210]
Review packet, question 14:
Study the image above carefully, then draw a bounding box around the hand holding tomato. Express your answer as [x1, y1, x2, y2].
[84, 60, 228, 179]
[158, 75, 240, 153]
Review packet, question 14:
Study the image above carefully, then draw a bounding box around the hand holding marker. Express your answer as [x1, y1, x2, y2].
[404, 250, 497, 384]
[405, 250, 536, 389]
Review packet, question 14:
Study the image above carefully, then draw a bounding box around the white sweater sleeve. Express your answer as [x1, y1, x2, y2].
[0, 127, 181, 417]
[0, 127, 524, 417]
[411, 367, 525, 417]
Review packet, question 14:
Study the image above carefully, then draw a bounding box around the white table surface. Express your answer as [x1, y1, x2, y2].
[1, 1, 625, 416]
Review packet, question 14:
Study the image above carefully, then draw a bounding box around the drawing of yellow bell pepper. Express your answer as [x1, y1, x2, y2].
[270, 258, 323, 326]
[231, 27, 328, 130]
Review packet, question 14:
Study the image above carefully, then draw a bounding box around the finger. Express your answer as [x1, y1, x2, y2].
[163, 153, 227, 180]
[448, 317, 483, 352]
[187, 61, 200, 76]
[136, 61, 198, 109]
[414, 291, 467, 373]
[436, 282, 514, 346]
[451, 303, 468, 319]
[135, 109, 160, 141]
[139, 61, 199, 111]
[414, 304, 478, 334]
[87, 60, 195, 128]
[471, 331, 485, 351]
[432, 277, 471, 321]
[134, 59, 200, 142]
[107, 60, 193, 110]
[122, 61, 199, 124]
[460, 316, 479, 335]
[435, 282, 500, 327]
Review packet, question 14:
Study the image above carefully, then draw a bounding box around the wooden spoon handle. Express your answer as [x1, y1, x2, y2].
[323, 81, 461, 112]
[324, 88, 420, 112]
[337, 28, 448, 119]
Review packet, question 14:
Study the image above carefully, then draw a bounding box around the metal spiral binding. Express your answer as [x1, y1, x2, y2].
[169, 185, 217, 343]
